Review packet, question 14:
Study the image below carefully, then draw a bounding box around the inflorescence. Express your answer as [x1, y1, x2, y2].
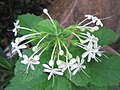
[11, 8, 105, 82]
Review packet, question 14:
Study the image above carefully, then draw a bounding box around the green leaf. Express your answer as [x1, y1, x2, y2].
[66, 70, 90, 87]
[45, 77, 72, 90]
[18, 13, 43, 35]
[93, 27, 118, 46]
[0, 55, 12, 70]
[36, 19, 61, 34]
[5, 48, 72, 90]
[88, 54, 120, 87]
[88, 85, 108, 90]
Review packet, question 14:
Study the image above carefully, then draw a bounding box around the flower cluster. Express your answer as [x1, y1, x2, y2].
[11, 8, 104, 82]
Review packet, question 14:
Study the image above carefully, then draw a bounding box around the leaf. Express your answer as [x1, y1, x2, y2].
[0, 55, 12, 71]
[36, 19, 61, 34]
[5, 48, 72, 90]
[93, 27, 118, 46]
[88, 85, 108, 90]
[18, 13, 43, 35]
[88, 53, 120, 87]
[72, 84, 108, 90]
[66, 70, 90, 87]
[45, 77, 72, 90]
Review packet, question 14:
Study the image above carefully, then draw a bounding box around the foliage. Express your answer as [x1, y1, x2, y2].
[5, 13, 120, 90]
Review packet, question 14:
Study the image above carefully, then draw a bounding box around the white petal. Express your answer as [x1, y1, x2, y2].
[44, 69, 51, 73]
[93, 26, 99, 31]
[43, 64, 51, 69]
[48, 72, 53, 80]
[71, 64, 78, 71]
[18, 44, 27, 49]
[32, 61, 40, 64]
[17, 49, 22, 57]
[76, 56, 80, 63]
[69, 58, 76, 65]
[23, 55, 28, 59]
[96, 19, 103, 27]
[58, 62, 66, 69]
[54, 71, 63, 76]
[61, 67, 67, 72]
[88, 54, 92, 62]
[85, 15, 93, 19]
[21, 59, 28, 64]
[92, 16, 98, 23]
[16, 20, 20, 25]
[33, 55, 39, 61]
[97, 52, 102, 57]
[12, 49, 16, 54]
[81, 65, 86, 69]
[87, 42, 93, 50]
[82, 52, 89, 58]
[73, 69, 79, 75]
[11, 42, 16, 47]
[80, 58, 85, 65]
[30, 64, 35, 70]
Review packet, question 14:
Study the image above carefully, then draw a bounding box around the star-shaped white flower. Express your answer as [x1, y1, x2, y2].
[43, 64, 63, 80]
[11, 38, 27, 57]
[57, 58, 76, 72]
[85, 15, 93, 19]
[91, 16, 103, 27]
[81, 32, 98, 44]
[13, 20, 20, 36]
[21, 54, 40, 73]
[71, 56, 86, 75]
[81, 42, 102, 62]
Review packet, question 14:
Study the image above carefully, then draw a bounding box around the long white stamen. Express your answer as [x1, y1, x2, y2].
[30, 47, 41, 59]
[38, 47, 47, 56]
[50, 44, 57, 61]
[36, 35, 47, 48]
[78, 18, 88, 25]
[43, 8, 57, 31]
[81, 69, 91, 78]
[100, 16, 111, 20]
[72, 32, 83, 43]
[83, 20, 94, 27]
[21, 33, 41, 40]
[58, 40, 62, 51]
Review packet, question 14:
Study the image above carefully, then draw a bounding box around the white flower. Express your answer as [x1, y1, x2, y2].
[81, 42, 102, 62]
[21, 55, 40, 73]
[96, 19, 103, 27]
[85, 15, 93, 19]
[57, 58, 76, 72]
[91, 16, 103, 27]
[43, 64, 63, 80]
[13, 20, 20, 36]
[81, 32, 98, 44]
[71, 56, 86, 75]
[11, 39, 27, 57]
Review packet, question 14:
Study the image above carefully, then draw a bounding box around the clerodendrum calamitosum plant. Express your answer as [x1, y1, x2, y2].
[6, 9, 120, 90]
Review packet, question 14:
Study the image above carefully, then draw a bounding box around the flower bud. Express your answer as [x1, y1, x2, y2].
[32, 46, 37, 52]
[68, 53, 72, 59]
[56, 60, 61, 65]
[59, 50, 64, 56]
[43, 8, 48, 14]
[49, 60, 54, 67]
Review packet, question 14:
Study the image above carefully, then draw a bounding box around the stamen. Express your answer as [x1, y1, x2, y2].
[43, 8, 57, 31]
